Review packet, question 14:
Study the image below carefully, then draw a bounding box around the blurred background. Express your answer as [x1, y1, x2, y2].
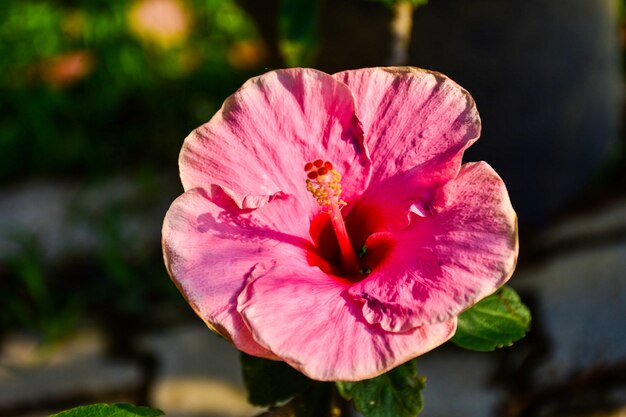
[0, 0, 625, 416]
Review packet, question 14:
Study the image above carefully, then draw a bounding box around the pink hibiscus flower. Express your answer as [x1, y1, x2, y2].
[162, 67, 518, 381]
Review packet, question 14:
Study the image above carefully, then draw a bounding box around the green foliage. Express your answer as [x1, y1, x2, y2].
[239, 354, 336, 417]
[278, 0, 320, 67]
[451, 285, 531, 351]
[49, 403, 164, 417]
[337, 359, 425, 417]
[0, 0, 264, 181]
[240, 352, 313, 406]
[1, 240, 79, 343]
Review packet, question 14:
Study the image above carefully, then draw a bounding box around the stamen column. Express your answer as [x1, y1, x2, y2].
[305, 160, 360, 274]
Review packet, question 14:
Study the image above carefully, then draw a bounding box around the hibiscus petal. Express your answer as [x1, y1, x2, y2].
[335, 67, 481, 228]
[348, 162, 518, 331]
[162, 185, 315, 358]
[180, 68, 371, 211]
[237, 260, 457, 381]
[334, 66, 479, 187]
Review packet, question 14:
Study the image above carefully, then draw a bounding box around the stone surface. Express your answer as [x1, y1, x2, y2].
[515, 241, 626, 385]
[538, 198, 626, 249]
[139, 324, 260, 417]
[0, 176, 177, 263]
[0, 331, 143, 413]
[418, 348, 501, 417]
[0, 181, 82, 262]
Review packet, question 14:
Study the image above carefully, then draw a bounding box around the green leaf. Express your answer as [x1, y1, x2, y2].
[451, 285, 531, 351]
[240, 352, 313, 406]
[49, 403, 164, 417]
[336, 359, 425, 417]
[278, 0, 320, 67]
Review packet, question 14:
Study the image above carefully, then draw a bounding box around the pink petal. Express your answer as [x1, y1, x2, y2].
[237, 261, 457, 381]
[334, 67, 480, 187]
[335, 67, 480, 227]
[162, 185, 315, 358]
[180, 68, 371, 212]
[348, 162, 518, 332]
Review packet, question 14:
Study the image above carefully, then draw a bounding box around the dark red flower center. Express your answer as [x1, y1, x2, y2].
[307, 202, 395, 281]
[304, 160, 394, 281]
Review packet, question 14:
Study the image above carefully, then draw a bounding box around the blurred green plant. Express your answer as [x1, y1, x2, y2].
[90, 184, 179, 322]
[1, 239, 80, 343]
[0, 0, 266, 181]
[278, 0, 320, 67]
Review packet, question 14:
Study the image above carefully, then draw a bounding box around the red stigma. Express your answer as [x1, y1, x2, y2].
[305, 159, 335, 180]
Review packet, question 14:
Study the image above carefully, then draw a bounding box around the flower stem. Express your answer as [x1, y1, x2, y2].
[388, 1, 415, 66]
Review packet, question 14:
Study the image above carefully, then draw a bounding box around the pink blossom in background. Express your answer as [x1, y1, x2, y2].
[40, 50, 94, 89]
[127, 0, 191, 48]
[228, 40, 269, 70]
[162, 67, 518, 381]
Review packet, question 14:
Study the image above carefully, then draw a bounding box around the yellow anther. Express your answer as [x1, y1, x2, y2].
[305, 166, 343, 208]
